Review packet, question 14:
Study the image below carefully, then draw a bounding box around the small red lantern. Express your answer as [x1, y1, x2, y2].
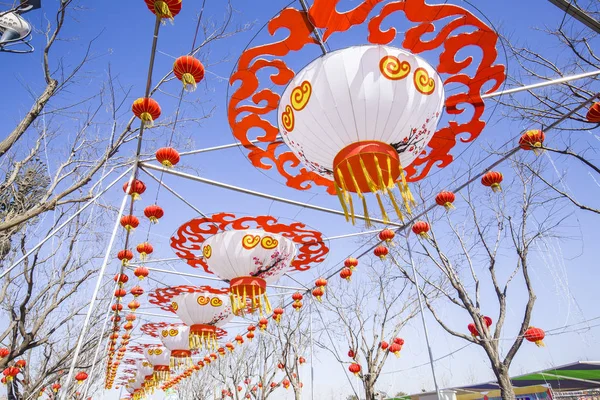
[120, 215, 139, 232]
[347, 349, 355, 358]
[114, 289, 127, 300]
[388, 343, 402, 357]
[156, 147, 180, 168]
[117, 249, 134, 266]
[144, 204, 164, 223]
[258, 318, 268, 331]
[380, 341, 389, 350]
[111, 303, 123, 313]
[282, 378, 290, 389]
[75, 371, 88, 384]
[519, 129, 545, 154]
[299, 356, 306, 365]
[340, 267, 352, 281]
[315, 278, 327, 290]
[525, 326, 545, 347]
[344, 257, 358, 270]
[226, 342, 234, 352]
[373, 245, 388, 259]
[235, 335, 244, 345]
[311, 287, 324, 302]
[134, 266, 149, 280]
[247, 325, 256, 333]
[292, 301, 303, 311]
[481, 171, 503, 193]
[127, 300, 140, 312]
[412, 221, 430, 239]
[378, 229, 395, 243]
[0, 348, 8, 358]
[125, 314, 136, 322]
[468, 316, 493, 337]
[393, 338, 404, 346]
[349, 363, 361, 376]
[123, 179, 146, 200]
[435, 191, 456, 211]
[587, 102, 600, 123]
[14, 360, 26, 369]
[173, 56, 205, 92]
[123, 321, 133, 331]
[247, 331, 255, 341]
[292, 292, 303, 302]
[52, 383, 61, 393]
[130, 286, 144, 297]
[272, 307, 284, 324]
[132, 97, 161, 127]
[136, 242, 153, 260]
[114, 273, 129, 286]
[3, 367, 19, 382]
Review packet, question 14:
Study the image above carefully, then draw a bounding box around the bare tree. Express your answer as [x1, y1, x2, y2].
[390, 157, 567, 400]
[2, 1, 252, 397]
[316, 261, 421, 400]
[497, 0, 600, 213]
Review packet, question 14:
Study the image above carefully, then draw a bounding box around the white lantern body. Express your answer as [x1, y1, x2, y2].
[172, 292, 233, 328]
[136, 360, 154, 379]
[144, 345, 170, 368]
[278, 44, 444, 179]
[202, 229, 297, 282]
[159, 324, 190, 353]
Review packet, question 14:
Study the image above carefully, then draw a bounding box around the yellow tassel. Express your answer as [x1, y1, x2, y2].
[346, 191, 355, 225]
[140, 112, 154, 128]
[361, 196, 372, 228]
[229, 293, 236, 314]
[386, 187, 405, 222]
[374, 192, 390, 223]
[386, 155, 395, 189]
[181, 73, 197, 92]
[242, 286, 247, 314]
[358, 156, 379, 194]
[161, 160, 173, 168]
[264, 294, 272, 314]
[252, 285, 257, 311]
[346, 160, 367, 225]
[335, 183, 350, 222]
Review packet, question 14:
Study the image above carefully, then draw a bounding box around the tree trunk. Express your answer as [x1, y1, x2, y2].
[365, 381, 375, 400]
[494, 365, 516, 400]
[293, 388, 301, 400]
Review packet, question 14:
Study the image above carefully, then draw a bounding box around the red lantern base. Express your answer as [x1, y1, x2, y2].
[333, 141, 414, 226]
[170, 350, 192, 370]
[190, 324, 218, 350]
[229, 276, 271, 316]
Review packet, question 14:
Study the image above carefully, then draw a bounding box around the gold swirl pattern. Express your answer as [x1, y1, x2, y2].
[161, 330, 169, 338]
[169, 329, 178, 337]
[202, 245, 212, 259]
[261, 236, 279, 250]
[413, 67, 435, 95]
[154, 348, 162, 355]
[171, 301, 178, 311]
[290, 81, 312, 111]
[281, 105, 295, 132]
[210, 297, 223, 307]
[379, 55, 411, 80]
[242, 234, 261, 249]
[197, 296, 210, 306]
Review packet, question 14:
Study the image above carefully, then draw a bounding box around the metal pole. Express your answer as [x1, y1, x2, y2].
[0, 166, 133, 280]
[481, 69, 600, 100]
[60, 188, 131, 400]
[141, 166, 208, 217]
[546, 0, 600, 34]
[405, 232, 441, 398]
[309, 298, 315, 400]
[141, 162, 404, 227]
[80, 279, 121, 399]
[125, 265, 306, 290]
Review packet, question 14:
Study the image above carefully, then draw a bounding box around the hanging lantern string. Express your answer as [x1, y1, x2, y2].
[153, 1, 208, 206]
[104, 16, 164, 386]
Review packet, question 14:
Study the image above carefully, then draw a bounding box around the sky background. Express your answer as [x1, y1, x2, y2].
[2, 0, 600, 399]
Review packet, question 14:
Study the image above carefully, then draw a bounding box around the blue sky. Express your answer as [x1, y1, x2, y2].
[2, 0, 600, 399]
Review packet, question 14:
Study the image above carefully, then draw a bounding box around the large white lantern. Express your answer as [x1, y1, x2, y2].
[172, 289, 233, 350]
[159, 324, 192, 370]
[144, 345, 171, 383]
[202, 229, 297, 315]
[278, 45, 444, 223]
